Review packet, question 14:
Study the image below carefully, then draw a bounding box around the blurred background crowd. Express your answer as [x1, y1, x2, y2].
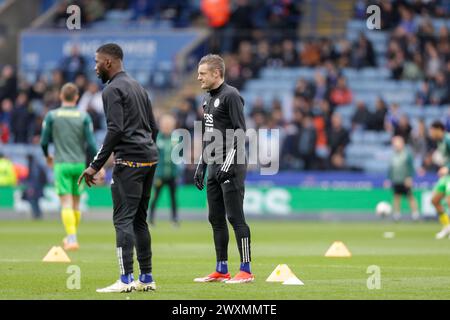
[1, 0, 450, 190]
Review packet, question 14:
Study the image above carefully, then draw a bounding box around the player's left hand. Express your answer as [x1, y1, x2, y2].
[46, 156, 54, 168]
[78, 166, 98, 187]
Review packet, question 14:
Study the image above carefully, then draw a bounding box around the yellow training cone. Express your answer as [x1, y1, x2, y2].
[266, 264, 296, 282]
[42, 246, 71, 263]
[324, 241, 352, 257]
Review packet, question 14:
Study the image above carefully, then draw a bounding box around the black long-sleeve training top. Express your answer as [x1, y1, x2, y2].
[201, 82, 246, 167]
[90, 71, 159, 171]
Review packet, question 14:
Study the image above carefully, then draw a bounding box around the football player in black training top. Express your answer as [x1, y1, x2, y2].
[193, 54, 254, 284]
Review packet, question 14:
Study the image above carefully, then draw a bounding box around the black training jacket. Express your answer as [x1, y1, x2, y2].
[90, 71, 159, 170]
[201, 82, 246, 166]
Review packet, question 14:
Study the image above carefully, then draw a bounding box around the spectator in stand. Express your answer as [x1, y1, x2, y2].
[281, 109, 303, 169]
[78, 82, 102, 113]
[237, 41, 258, 80]
[324, 60, 340, 89]
[296, 113, 317, 170]
[225, 0, 254, 53]
[10, 92, 35, 143]
[28, 76, 48, 103]
[271, 98, 283, 113]
[313, 72, 329, 102]
[352, 33, 376, 68]
[429, 71, 450, 105]
[330, 76, 352, 106]
[351, 101, 371, 131]
[353, 0, 367, 19]
[249, 109, 267, 131]
[385, 102, 402, 133]
[130, 0, 156, 21]
[175, 98, 197, 134]
[293, 95, 312, 115]
[424, 42, 442, 78]
[43, 86, 61, 111]
[416, 81, 431, 105]
[49, 70, 65, 92]
[387, 39, 406, 80]
[312, 109, 328, 170]
[281, 39, 300, 67]
[402, 52, 424, 80]
[267, 0, 302, 38]
[410, 0, 439, 16]
[201, 0, 230, 53]
[393, 115, 413, 144]
[0, 65, 17, 103]
[379, 0, 400, 30]
[294, 78, 315, 101]
[74, 74, 88, 97]
[249, 97, 266, 117]
[437, 26, 450, 58]
[327, 113, 350, 170]
[78, 82, 104, 131]
[270, 105, 286, 129]
[60, 46, 87, 82]
[0, 98, 12, 143]
[82, 0, 106, 23]
[225, 57, 245, 90]
[254, 39, 271, 70]
[411, 118, 430, 161]
[405, 32, 420, 60]
[300, 39, 321, 67]
[268, 42, 285, 68]
[317, 99, 332, 130]
[367, 97, 388, 131]
[397, 4, 418, 36]
[336, 39, 352, 68]
[319, 37, 339, 63]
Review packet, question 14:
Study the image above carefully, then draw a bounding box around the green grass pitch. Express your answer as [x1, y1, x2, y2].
[1, 219, 450, 300]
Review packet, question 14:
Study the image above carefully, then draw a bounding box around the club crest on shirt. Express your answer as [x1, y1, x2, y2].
[214, 98, 220, 107]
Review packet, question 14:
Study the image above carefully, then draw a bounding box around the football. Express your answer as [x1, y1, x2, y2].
[376, 201, 393, 217]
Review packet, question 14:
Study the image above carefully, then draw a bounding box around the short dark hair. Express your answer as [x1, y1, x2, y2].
[61, 83, 79, 102]
[96, 43, 123, 60]
[198, 54, 225, 78]
[431, 121, 445, 131]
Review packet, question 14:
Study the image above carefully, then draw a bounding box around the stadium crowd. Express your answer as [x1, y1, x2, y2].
[1, 0, 450, 182]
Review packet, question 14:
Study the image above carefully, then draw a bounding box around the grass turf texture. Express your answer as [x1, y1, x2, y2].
[0, 220, 449, 300]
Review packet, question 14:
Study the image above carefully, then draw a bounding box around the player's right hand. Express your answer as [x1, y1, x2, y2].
[438, 166, 449, 177]
[78, 166, 98, 187]
[194, 163, 206, 191]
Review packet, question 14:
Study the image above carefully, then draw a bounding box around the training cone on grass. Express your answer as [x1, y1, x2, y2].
[42, 246, 71, 263]
[324, 241, 352, 258]
[266, 264, 300, 282]
[282, 276, 304, 286]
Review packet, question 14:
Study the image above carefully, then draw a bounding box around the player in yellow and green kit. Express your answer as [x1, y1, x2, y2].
[429, 121, 450, 239]
[40, 83, 100, 250]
